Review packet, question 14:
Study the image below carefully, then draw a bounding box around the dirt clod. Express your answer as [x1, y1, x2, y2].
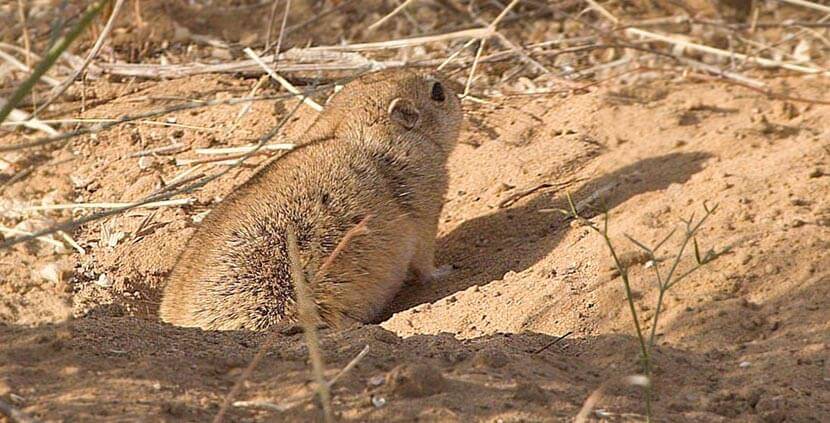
[386, 363, 447, 398]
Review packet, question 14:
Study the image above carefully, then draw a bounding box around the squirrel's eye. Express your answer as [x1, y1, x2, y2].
[430, 81, 445, 102]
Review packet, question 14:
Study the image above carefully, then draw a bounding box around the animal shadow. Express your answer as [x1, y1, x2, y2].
[383, 151, 713, 316]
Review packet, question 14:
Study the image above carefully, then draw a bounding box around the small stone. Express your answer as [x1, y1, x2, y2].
[790, 219, 805, 228]
[95, 273, 111, 288]
[765, 264, 778, 275]
[138, 156, 154, 170]
[739, 361, 751, 368]
[38, 263, 66, 283]
[371, 395, 387, 408]
[107, 231, 126, 248]
[808, 168, 824, 178]
[192, 211, 210, 223]
[70, 174, 90, 189]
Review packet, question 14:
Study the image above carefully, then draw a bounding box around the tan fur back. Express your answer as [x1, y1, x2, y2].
[159, 69, 463, 330]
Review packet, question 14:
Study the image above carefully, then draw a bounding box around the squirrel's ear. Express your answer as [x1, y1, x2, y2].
[388, 98, 420, 130]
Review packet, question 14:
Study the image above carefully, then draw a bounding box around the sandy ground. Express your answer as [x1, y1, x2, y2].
[2, 1, 830, 422]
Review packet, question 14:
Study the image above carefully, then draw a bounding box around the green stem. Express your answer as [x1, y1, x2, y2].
[602, 231, 653, 420]
[0, 0, 111, 125]
[648, 287, 666, 351]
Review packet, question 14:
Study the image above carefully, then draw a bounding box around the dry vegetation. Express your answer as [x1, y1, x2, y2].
[1, 0, 830, 421]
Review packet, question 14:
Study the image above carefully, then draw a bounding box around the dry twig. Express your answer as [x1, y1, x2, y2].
[0, 398, 37, 423]
[289, 230, 333, 422]
[368, 0, 417, 31]
[214, 216, 372, 423]
[776, 0, 830, 14]
[20, 199, 194, 213]
[34, 0, 126, 115]
[243, 48, 323, 112]
[0, 225, 65, 250]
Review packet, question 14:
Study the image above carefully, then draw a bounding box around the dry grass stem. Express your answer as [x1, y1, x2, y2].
[232, 399, 292, 412]
[777, 0, 830, 14]
[176, 154, 262, 167]
[368, 0, 417, 31]
[128, 143, 187, 158]
[216, 216, 372, 421]
[584, 0, 620, 24]
[677, 57, 767, 88]
[2, 105, 59, 135]
[625, 28, 825, 74]
[286, 230, 334, 423]
[0, 225, 65, 250]
[224, 76, 268, 137]
[57, 230, 85, 254]
[0, 0, 111, 125]
[194, 143, 294, 155]
[264, 0, 282, 52]
[35, 0, 126, 115]
[230, 345, 370, 414]
[15, 0, 32, 69]
[309, 27, 492, 52]
[692, 71, 830, 105]
[22, 198, 194, 212]
[0, 397, 37, 423]
[243, 47, 324, 112]
[212, 332, 280, 423]
[272, 0, 291, 57]
[165, 164, 205, 187]
[0, 50, 60, 86]
[0, 91, 302, 153]
[1, 93, 309, 251]
[461, 0, 524, 95]
[326, 344, 370, 388]
[1, 118, 216, 131]
[316, 214, 372, 279]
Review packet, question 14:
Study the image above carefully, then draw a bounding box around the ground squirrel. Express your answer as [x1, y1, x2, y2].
[159, 69, 463, 331]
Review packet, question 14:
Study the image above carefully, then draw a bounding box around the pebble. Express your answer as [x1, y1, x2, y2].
[371, 395, 387, 408]
[38, 263, 66, 284]
[138, 156, 154, 170]
[95, 273, 111, 288]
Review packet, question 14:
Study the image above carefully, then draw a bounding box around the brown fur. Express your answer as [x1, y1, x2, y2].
[159, 69, 463, 330]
